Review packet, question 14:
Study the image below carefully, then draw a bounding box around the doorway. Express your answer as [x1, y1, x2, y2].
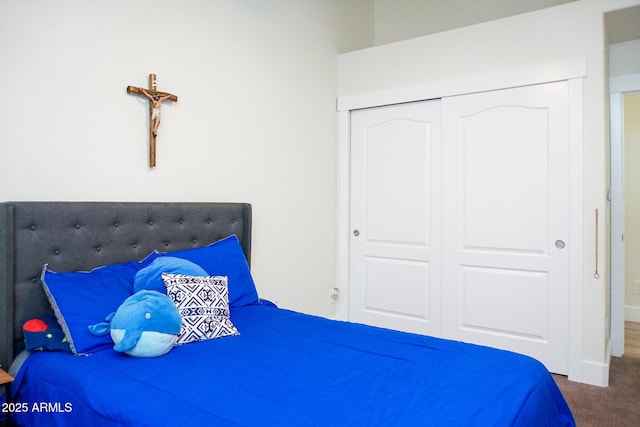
[610, 82, 640, 357]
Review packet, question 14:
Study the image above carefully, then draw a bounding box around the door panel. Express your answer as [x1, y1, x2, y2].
[460, 106, 548, 253]
[350, 100, 442, 336]
[364, 257, 430, 320]
[442, 81, 570, 374]
[461, 266, 548, 338]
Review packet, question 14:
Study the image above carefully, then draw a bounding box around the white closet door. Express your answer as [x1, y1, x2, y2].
[349, 100, 442, 336]
[441, 81, 570, 374]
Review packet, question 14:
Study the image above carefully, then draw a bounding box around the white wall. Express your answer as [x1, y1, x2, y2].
[338, 0, 640, 384]
[373, 0, 576, 45]
[610, 39, 640, 76]
[0, 0, 356, 319]
[336, 0, 375, 53]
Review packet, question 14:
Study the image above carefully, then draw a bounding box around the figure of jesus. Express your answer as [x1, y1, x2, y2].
[127, 74, 178, 167]
[140, 89, 174, 137]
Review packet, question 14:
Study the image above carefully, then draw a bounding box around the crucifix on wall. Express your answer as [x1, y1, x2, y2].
[127, 74, 178, 167]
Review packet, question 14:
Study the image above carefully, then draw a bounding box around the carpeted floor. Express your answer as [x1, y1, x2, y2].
[553, 356, 640, 426]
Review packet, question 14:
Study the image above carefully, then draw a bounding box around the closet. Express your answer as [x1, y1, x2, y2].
[346, 80, 571, 374]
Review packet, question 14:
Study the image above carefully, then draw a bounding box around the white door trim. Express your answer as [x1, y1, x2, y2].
[337, 109, 351, 321]
[610, 73, 640, 358]
[337, 58, 588, 382]
[567, 77, 585, 384]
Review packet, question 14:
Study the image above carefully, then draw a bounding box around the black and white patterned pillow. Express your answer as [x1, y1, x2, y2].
[162, 273, 239, 345]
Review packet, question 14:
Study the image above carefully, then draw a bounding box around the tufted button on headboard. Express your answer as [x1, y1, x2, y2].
[0, 202, 252, 370]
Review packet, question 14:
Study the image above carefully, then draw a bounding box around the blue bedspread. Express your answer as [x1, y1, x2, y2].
[11, 303, 574, 426]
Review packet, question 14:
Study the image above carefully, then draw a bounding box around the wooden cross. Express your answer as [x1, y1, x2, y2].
[127, 74, 178, 167]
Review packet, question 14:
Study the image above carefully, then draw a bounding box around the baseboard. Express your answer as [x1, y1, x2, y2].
[625, 305, 640, 323]
[576, 358, 610, 387]
[570, 339, 611, 387]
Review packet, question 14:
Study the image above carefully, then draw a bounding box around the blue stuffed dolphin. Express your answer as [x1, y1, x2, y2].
[89, 290, 182, 357]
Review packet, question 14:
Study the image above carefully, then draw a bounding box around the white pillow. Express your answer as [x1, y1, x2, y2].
[162, 273, 239, 345]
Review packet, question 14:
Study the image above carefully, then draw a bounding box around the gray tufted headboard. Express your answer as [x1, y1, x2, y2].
[0, 202, 252, 370]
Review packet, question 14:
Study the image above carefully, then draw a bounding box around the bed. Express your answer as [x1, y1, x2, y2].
[0, 202, 575, 426]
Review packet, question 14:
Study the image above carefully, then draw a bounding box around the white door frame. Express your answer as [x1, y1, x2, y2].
[610, 73, 640, 357]
[337, 58, 588, 382]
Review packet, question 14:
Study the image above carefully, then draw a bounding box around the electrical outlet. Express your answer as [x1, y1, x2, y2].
[329, 287, 339, 304]
[635, 281, 640, 295]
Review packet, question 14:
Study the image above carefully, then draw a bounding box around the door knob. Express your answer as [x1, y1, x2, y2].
[555, 240, 565, 249]
[353, 229, 360, 237]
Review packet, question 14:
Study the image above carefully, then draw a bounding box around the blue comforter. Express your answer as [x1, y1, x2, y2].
[11, 303, 574, 426]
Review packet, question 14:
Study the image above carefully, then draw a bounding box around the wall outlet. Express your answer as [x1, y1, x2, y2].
[635, 281, 640, 295]
[329, 287, 339, 304]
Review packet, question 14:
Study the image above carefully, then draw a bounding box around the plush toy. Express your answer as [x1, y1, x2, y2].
[133, 257, 207, 294]
[89, 290, 182, 357]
